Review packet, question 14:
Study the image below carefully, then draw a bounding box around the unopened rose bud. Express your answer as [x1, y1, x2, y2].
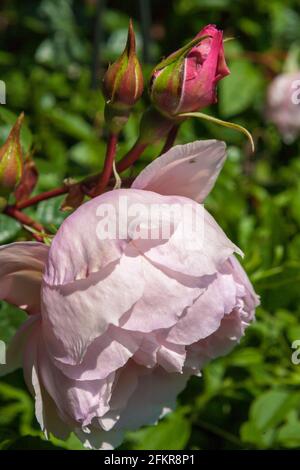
[0, 113, 24, 198]
[150, 24, 230, 118]
[103, 19, 144, 134]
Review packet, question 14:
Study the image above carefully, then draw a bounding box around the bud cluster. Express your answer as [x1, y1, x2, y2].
[102, 22, 229, 144]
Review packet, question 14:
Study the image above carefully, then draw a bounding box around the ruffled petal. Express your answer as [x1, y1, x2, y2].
[44, 190, 130, 286]
[121, 257, 203, 332]
[229, 255, 260, 312]
[45, 189, 185, 286]
[185, 307, 251, 373]
[21, 320, 72, 439]
[42, 249, 145, 365]
[114, 364, 189, 431]
[38, 341, 115, 427]
[165, 269, 239, 345]
[52, 325, 141, 381]
[135, 206, 241, 277]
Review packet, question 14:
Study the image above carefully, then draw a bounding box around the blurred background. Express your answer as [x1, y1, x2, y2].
[1, 0, 300, 450]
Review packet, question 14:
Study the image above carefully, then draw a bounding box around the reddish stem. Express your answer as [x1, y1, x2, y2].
[116, 141, 148, 173]
[92, 133, 118, 197]
[160, 125, 179, 155]
[4, 206, 46, 242]
[12, 136, 147, 209]
[13, 174, 136, 211]
[17, 186, 68, 210]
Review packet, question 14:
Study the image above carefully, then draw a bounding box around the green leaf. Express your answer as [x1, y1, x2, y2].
[240, 421, 275, 448]
[229, 348, 262, 367]
[49, 433, 85, 450]
[0, 381, 34, 435]
[5, 436, 65, 450]
[127, 410, 191, 450]
[250, 390, 298, 432]
[34, 196, 68, 228]
[46, 108, 94, 141]
[0, 303, 26, 343]
[252, 263, 300, 290]
[219, 59, 264, 117]
[0, 214, 21, 244]
[69, 141, 106, 170]
[278, 422, 300, 448]
[241, 389, 300, 448]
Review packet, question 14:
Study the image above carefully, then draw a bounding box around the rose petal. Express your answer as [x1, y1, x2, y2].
[52, 325, 141, 381]
[45, 189, 186, 286]
[0, 242, 48, 314]
[42, 248, 145, 365]
[165, 269, 239, 345]
[121, 257, 203, 332]
[38, 341, 115, 427]
[136, 205, 241, 277]
[0, 315, 40, 377]
[114, 364, 189, 431]
[132, 140, 227, 202]
[185, 307, 251, 373]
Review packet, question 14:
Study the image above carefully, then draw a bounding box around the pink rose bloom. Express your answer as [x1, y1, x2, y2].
[266, 72, 300, 143]
[150, 24, 230, 117]
[0, 140, 259, 449]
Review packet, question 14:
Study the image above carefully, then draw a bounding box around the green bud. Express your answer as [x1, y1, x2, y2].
[0, 113, 24, 198]
[103, 19, 144, 133]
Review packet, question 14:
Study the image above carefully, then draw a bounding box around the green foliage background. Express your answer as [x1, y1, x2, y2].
[1, 0, 300, 450]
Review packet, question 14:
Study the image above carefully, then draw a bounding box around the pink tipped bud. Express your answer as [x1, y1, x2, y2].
[150, 25, 230, 118]
[0, 113, 24, 198]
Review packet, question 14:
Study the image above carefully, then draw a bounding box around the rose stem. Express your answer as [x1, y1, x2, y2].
[17, 186, 68, 210]
[11, 135, 141, 211]
[160, 125, 179, 155]
[4, 206, 46, 242]
[91, 133, 118, 197]
[116, 141, 148, 173]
